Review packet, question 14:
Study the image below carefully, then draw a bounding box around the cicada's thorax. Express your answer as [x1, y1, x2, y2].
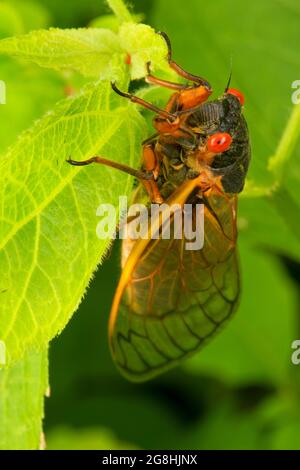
[153, 93, 250, 200]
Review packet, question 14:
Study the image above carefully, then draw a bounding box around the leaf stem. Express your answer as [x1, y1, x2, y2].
[0, 349, 48, 449]
[242, 103, 300, 198]
[268, 103, 300, 182]
[106, 0, 132, 23]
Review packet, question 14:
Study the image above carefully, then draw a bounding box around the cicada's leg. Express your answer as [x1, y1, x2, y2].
[151, 31, 212, 112]
[145, 62, 189, 91]
[111, 83, 177, 122]
[146, 61, 210, 114]
[141, 144, 163, 204]
[158, 31, 211, 88]
[146, 69, 212, 113]
[67, 149, 163, 203]
[66, 156, 153, 181]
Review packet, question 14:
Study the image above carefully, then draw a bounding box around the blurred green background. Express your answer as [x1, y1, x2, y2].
[1, 0, 300, 450]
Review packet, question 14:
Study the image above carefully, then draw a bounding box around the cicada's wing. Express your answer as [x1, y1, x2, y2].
[109, 184, 240, 382]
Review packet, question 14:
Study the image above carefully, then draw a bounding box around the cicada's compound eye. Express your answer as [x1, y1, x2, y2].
[207, 132, 233, 153]
[226, 88, 245, 106]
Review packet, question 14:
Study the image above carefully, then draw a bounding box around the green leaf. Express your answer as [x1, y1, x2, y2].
[119, 23, 167, 79]
[89, 14, 124, 33]
[89, 13, 143, 32]
[0, 349, 48, 450]
[0, 28, 122, 78]
[0, 22, 171, 82]
[106, 0, 132, 23]
[118, 23, 168, 79]
[0, 80, 146, 365]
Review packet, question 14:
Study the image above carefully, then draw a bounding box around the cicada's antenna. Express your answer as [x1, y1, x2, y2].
[224, 56, 233, 92]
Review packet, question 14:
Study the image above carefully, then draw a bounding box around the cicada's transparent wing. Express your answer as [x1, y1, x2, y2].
[109, 184, 240, 382]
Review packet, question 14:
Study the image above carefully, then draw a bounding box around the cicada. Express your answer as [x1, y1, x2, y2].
[68, 32, 251, 382]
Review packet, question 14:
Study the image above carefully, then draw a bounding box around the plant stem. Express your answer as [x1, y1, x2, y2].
[0, 349, 48, 449]
[268, 103, 300, 182]
[243, 103, 300, 198]
[106, 0, 132, 23]
[266, 104, 300, 241]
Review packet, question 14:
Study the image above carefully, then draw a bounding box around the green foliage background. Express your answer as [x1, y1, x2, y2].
[0, 0, 300, 450]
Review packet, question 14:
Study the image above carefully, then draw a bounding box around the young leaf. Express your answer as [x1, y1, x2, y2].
[0, 349, 48, 450]
[89, 13, 143, 32]
[118, 23, 168, 79]
[0, 80, 146, 365]
[0, 28, 122, 78]
[106, 0, 132, 23]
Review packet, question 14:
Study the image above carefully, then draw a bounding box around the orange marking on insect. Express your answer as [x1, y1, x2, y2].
[153, 116, 181, 134]
[179, 85, 212, 110]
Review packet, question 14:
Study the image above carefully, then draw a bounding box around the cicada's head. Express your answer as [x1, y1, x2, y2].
[187, 88, 250, 193]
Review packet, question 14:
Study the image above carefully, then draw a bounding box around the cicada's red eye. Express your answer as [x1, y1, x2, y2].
[227, 88, 245, 106]
[207, 132, 232, 153]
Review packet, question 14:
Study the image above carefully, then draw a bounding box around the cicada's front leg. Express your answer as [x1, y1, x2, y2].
[146, 32, 212, 113]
